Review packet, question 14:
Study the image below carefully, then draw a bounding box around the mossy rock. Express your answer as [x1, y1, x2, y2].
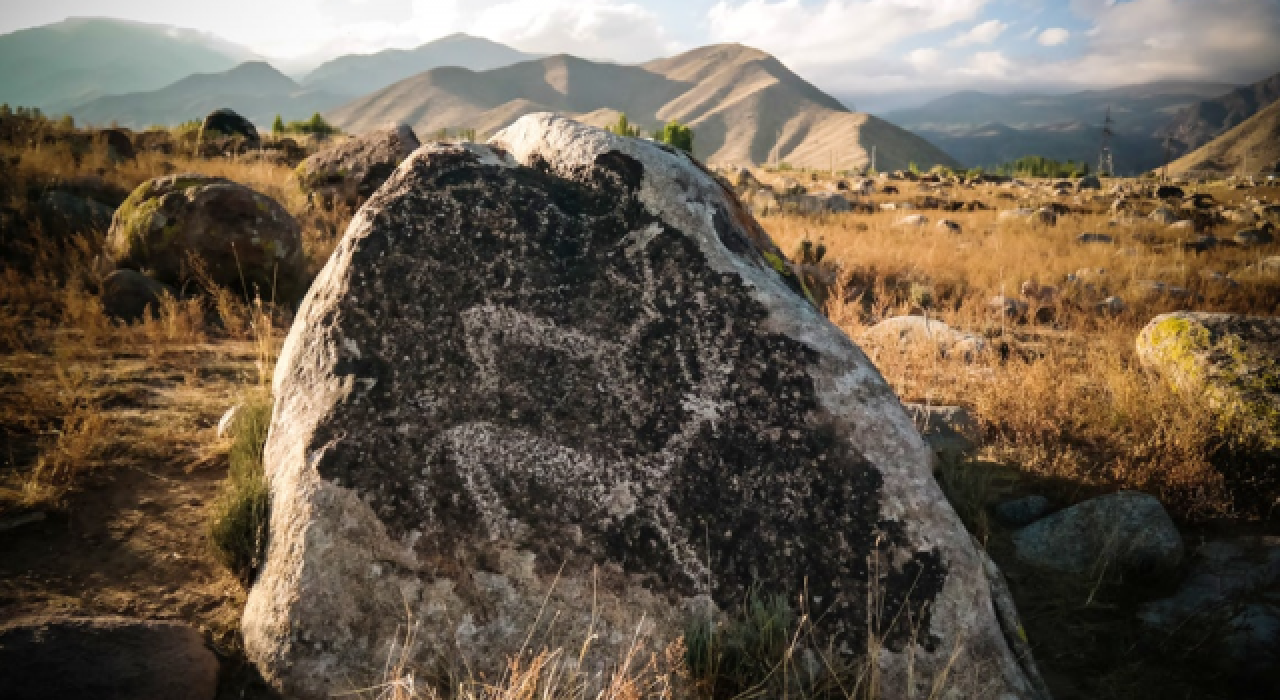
[106, 174, 305, 301]
[1137, 312, 1280, 445]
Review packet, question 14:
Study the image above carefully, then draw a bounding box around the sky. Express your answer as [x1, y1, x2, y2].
[4, 0, 1280, 108]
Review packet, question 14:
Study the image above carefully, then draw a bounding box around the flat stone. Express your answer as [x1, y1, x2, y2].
[1012, 491, 1183, 576]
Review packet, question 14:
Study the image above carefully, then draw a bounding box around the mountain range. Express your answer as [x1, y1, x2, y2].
[0, 17, 256, 113]
[3, 17, 1277, 174]
[328, 44, 957, 171]
[886, 82, 1235, 175]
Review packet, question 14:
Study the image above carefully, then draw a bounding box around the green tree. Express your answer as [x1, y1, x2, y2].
[272, 115, 284, 134]
[657, 120, 694, 154]
[0, 104, 10, 118]
[907, 161, 920, 175]
[608, 113, 640, 138]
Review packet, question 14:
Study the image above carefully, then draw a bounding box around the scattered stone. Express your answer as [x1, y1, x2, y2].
[1096, 296, 1126, 314]
[1139, 538, 1280, 677]
[894, 214, 928, 227]
[1155, 185, 1185, 199]
[1020, 281, 1059, 304]
[296, 123, 421, 207]
[999, 208, 1034, 222]
[1076, 232, 1113, 244]
[863, 315, 988, 361]
[106, 174, 305, 300]
[988, 295, 1029, 318]
[936, 218, 962, 233]
[1169, 219, 1194, 231]
[242, 116, 1043, 698]
[100, 269, 174, 321]
[97, 128, 135, 163]
[37, 190, 114, 237]
[1029, 208, 1057, 226]
[903, 403, 981, 465]
[994, 495, 1050, 527]
[1076, 175, 1101, 191]
[0, 616, 217, 700]
[1235, 228, 1274, 246]
[1012, 491, 1183, 576]
[1134, 280, 1192, 299]
[1149, 206, 1179, 225]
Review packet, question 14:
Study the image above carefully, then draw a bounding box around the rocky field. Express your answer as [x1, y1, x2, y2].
[0, 109, 1276, 700]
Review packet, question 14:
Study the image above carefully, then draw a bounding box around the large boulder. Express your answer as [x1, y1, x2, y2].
[0, 616, 217, 700]
[1137, 312, 1280, 442]
[242, 115, 1044, 699]
[296, 124, 421, 207]
[1012, 491, 1183, 576]
[106, 174, 305, 300]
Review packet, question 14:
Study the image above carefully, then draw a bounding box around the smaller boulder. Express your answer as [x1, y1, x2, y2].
[894, 214, 928, 227]
[994, 495, 1050, 527]
[862, 315, 986, 361]
[1149, 206, 1179, 225]
[1076, 232, 1113, 244]
[37, 190, 114, 237]
[1012, 491, 1183, 576]
[1155, 185, 1185, 199]
[1076, 175, 1101, 191]
[100, 269, 174, 321]
[97, 129, 135, 163]
[199, 108, 259, 146]
[903, 403, 980, 464]
[0, 616, 218, 700]
[1234, 228, 1274, 247]
[936, 218, 962, 233]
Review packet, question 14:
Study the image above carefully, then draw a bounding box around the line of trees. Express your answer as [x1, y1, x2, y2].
[990, 155, 1091, 178]
[271, 113, 339, 136]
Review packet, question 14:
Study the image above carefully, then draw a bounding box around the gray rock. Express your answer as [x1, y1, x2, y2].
[863, 315, 988, 361]
[1149, 206, 1179, 225]
[1096, 296, 1126, 314]
[988, 295, 1029, 318]
[903, 403, 980, 464]
[1139, 538, 1280, 676]
[1234, 228, 1274, 246]
[995, 495, 1050, 527]
[106, 174, 305, 301]
[936, 218, 962, 233]
[296, 123, 420, 207]
[1076, 232, 1113, 244]
[1030, 208, 1057, 226]
[894, 213, 928, 226]
[37, 190, 114, 237]
[1076, 175, 1101, 191]
[100, 269, 173, 321]
[999, 208, 1034, 222]
[1012, 491, 1183, 576]
[242, 114, 1044, 700]
[0, 616, 217, 700]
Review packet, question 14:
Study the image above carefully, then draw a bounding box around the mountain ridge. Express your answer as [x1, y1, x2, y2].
[328, 43, 958, 171]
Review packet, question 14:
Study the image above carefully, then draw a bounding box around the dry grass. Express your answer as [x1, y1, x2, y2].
[762, 182, 1279, 522]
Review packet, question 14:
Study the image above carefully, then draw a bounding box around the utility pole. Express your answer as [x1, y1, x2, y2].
[871, 145, 877, 173]
[1162, 134, 1172, 183]
[1098, 105, 1115, 178]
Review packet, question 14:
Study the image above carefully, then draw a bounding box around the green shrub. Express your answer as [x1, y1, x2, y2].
[607, 113, 641, 138]
[207, 391, 272, 584]
[656, 120, 694, 154]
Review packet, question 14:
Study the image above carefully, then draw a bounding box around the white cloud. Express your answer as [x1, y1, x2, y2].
[706, 0, 990, 90]
[961, 50, 1012, 78]
[1037, 27, 1069, 46]
[947, 19, 1008, 47]
[474, 0, 679, 62]
[906, 48, 943, 71]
